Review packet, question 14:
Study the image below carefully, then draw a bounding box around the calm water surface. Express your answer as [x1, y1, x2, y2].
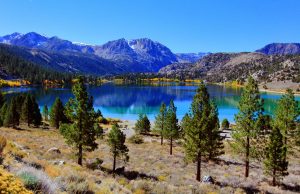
[1, 83, 299, 123]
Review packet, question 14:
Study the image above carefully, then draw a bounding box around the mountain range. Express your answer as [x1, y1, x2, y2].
[159, 52, 300, 83]
[0, 32, 300, 82]
[0, 32, 207, 75]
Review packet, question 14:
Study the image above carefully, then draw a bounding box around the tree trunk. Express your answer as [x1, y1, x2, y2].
[78, 144, 82, 165]
[196, 152, 201, 181]
[170, 137, 173, 155]
[113, 154, 116, 175]
[245, 136, 250, 177]
[161, 123, 164, 145]
[272, 168, 276, 186]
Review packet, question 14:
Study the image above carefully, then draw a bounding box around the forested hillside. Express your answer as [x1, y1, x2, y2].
[0, 45, 74, 84]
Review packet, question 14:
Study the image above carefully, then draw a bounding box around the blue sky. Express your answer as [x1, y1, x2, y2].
[0, 0, 299, 53]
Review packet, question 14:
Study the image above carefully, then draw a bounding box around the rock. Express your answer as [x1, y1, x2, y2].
[53, 160, 65, 166]
[115, 166, 125, 174]
[47, 147, 61, 154]
[202, 175, 214, 184]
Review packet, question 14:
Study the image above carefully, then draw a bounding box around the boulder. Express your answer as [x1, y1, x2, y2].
[47, 147, 61, 154]
[202, 175, 214, 184]
[53, 160, 65, 166]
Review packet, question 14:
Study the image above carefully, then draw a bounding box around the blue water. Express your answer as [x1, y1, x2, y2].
[1, 83, 299, 123]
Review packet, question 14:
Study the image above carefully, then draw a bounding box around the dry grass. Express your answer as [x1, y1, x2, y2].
[0, 124, 299, 194]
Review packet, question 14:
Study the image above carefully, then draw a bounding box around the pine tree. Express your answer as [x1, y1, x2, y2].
[164, 100, 180, 155]
[154, 102, 167, 145]
[231, 76, 264, 177]
[14, 94, 26, 116]
[0, 92, 4, 108]
[4, 98, 20, 129]
[134, 114, 151, 134]
[264, 126, 288, 186]
[207, 101, 224, 160]
[255, 115, 273, 159]
[221, 118, 230, 130]
[108, 124, 129, 174]
[50, 97, 68, 129]
[21, 94, 34, 126]
[182, 83, 212, 181]
[60, 76, 99, 165]
[31, 96, 42, 127]
[273, 89, 299, 157]
[43, 105, 49, 121]
[0, 102, 8, 126]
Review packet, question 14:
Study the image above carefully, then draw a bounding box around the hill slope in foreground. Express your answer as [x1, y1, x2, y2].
[1, 123, 299, 194]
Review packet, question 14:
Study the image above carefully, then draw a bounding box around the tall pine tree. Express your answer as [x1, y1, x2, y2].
[264, 126, 288, 186]
[50, 97, 68, 129]
[231, 76, 263, 177]
[4, 97, 20, 129]
[207, 101, 224, 160]
[0, 92, 4, 108]
[273, 89, 299, 157]
[60, 76, 99, 165]
[43, 105, 49, 121]
[182, 83, 214, 181]
[31, 96, 42, 127]
[21, 94, 34, 126]
[154, 102, 167, 145]
[0, 102, 8, 126]
[164, 100, 180, 155]
[108, 124, 129, 174]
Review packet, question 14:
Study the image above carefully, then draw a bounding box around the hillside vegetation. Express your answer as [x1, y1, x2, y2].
[0, 77, 299, 194]
[159, 52, 300, 84]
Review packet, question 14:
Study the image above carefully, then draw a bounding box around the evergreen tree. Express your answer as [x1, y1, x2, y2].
[14, 94, 26, 115]
[154, 102, 167, 145]
[43, 105, 49, 121]
[108, 124, 129, 173]
[221, 118, 230, 130]
[264, 126, 288, 186]
[0, 102, 8, 126]
[134, 114, 151, 134]
[273, 89, 299, 157]
[207, 101, 224, 160]
[50, 97, 68, 129]
[231, 76, 264, 177]
[60, 76, 99, 165]
[182, 83, 212, 181]
[4, 98, 20, 129]
[164, 100, 180, 155]
[0, 92, 4, 108]
[31, 96, 42, 127]
[255, 115, 273, 159]
[21, 94, 34, 126]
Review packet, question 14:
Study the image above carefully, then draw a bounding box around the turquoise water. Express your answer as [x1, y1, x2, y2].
[1, 83, 299, 123]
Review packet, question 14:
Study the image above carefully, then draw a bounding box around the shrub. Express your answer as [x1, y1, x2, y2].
[6, 141, 26, 161]
[86, 158, 103, 170]
[0, 167, 33, 194]
[128, 135, 144, 144]
[58, 173, 93, 193]
[16, 166, 58, 194]
[18, 171, 41, 191]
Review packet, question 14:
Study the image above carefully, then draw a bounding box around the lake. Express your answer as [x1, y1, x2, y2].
[1, 83, 299, 123]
